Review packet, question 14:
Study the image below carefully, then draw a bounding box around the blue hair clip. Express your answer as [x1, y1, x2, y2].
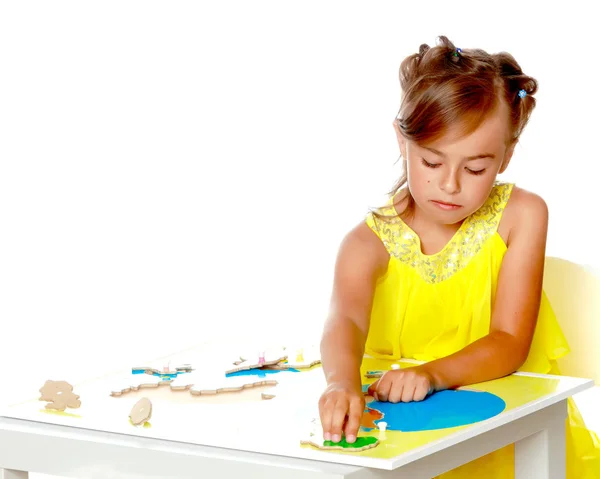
[453, 47, 462, 57]
[518, 89, 527, 99]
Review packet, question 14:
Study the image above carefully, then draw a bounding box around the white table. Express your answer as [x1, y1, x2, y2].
[0, 349, 593, 479]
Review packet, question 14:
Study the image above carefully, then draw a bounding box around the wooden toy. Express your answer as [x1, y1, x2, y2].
[130, 397, 152, 426]
[300, 435, 379, 452]
[258, 378, 296, 401]
[110, 375, 165, 397]
[111, 346, 319, 400]
[111, 370, 280, 399]
[300, 417, 380, 452]
[260, 389, 277, 400]
[227, 350, 288, 374]
[39, 380, 81, 411]
[189, 377, 278, 396]
[132, 364, 193, 376]
[300, 436, 379, 452]
[267, 346, 321, 370]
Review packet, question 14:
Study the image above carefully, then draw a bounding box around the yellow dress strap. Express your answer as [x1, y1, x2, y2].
[365, 183, 514, 283]
[468, 182, 514, 230]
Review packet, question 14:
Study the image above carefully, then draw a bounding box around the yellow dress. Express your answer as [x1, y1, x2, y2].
[364, 182, 600, 478]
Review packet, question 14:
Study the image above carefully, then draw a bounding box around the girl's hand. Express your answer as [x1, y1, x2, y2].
[367, 367, 436, 403]
[318, 381, 365, 444]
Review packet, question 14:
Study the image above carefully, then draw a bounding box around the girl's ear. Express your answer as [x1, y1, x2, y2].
[500, 142, 516, 173]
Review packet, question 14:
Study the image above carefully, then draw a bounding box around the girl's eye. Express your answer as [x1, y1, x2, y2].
[421, 158, 440, 168]
[466, 168, 486, 176]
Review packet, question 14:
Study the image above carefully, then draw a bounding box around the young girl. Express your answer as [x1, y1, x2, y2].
[318, 36, 599, 477]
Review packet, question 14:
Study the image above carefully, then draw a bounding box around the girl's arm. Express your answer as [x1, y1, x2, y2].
[320, 221, 389, 386]
[421, 188, 549, 390]
[319, 221, 389, 441]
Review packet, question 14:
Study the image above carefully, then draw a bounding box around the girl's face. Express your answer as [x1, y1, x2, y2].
[395, 104, 515, 226]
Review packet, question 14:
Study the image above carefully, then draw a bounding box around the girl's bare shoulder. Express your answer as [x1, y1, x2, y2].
[500, 185, 549, 247]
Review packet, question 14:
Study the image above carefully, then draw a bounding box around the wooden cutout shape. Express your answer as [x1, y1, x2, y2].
[260, 382, 296, 400]
[168, 372, 199, 391]
[130, 397, 152, 425]
[112, 347, 319, 399]
[300, 436, 379, 452]
[132, 363, 193, 376]
[111, 371, 279, 398]
[259, 375, 298, 401]
[110, 375, 165, 397]
[189, 376, 278, 396]
[268, 346, 321, 370]
[261, 388, 277, 400]
[39, 380, 81, 411]
[300, 417, 379, 452]
[226, 351, 287, 375]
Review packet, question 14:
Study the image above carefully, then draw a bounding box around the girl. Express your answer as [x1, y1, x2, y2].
[318, 36, 599, 477]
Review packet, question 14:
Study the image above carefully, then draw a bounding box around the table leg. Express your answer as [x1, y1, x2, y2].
[1, 470, 29, 479]
[514, 406, 566, 479]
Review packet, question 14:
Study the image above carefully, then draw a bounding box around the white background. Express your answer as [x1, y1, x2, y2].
[0, 0, 598, 445]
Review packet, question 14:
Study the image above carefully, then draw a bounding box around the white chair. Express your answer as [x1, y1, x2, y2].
[543, 256, 600, 434]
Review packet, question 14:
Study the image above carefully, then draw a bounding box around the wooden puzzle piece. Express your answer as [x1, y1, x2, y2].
[300, 435, 379, 452]
[39, 380, 81, 411]
[227, 349, 288, 374]
[110, 375, 165, 397]
[259, 380, 293, 400]
[361, 405, 384, 428]
[132, 363, 193, 376]
[189, 375, 278, 396]
[111, 370, 280, 398]
[300, 417, 380, 452]
[168, 371, 202, 391]
[268, 345, 321, 370]
[167, 369, 223, 391]
[130, 397, 152, 425]
[112, 347, 323, 399]
[258, 370, 306, 400]
[261, 388, 277, 400]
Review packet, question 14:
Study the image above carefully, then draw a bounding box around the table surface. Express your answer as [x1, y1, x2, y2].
[0, 343, 594, 471]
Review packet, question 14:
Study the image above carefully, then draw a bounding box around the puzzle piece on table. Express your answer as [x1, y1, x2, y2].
[259, 376, 296, 400]
[227, 349, 288, 374]
[261, 387, 277, 400]
[268, 345, 321, 370]
[110, 374, 165, 397]
[132, 363, 193, 376]
[39, 380, 81, 411]
[169, 370, 204, 391]
[189, 375, 278, 396]
[112, 345, 323, 399]
[111, 364, 281, 398]
[129, 397, 152, 426]
[300, 436, 379, 452]
[300, 418, 379, 452]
